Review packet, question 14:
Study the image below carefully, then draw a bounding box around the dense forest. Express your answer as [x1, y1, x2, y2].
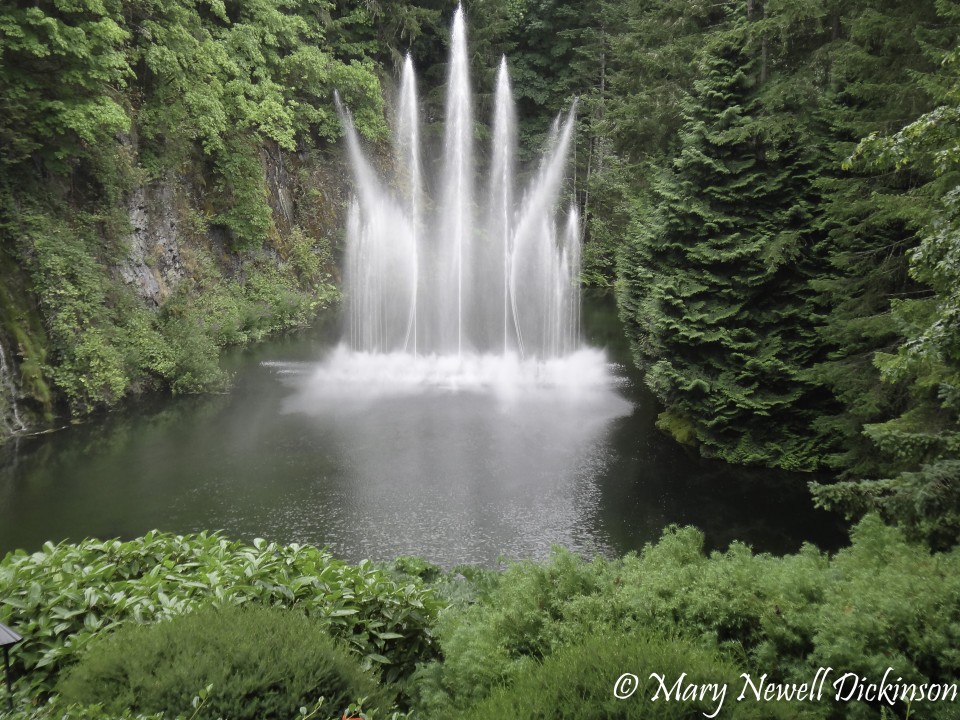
[604, 0, 960, 551]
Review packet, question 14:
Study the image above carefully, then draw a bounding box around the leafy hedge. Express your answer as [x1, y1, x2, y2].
[4, 520, 960, 720]
[0, 532, 442, 698]
[415, 516, 960, 720]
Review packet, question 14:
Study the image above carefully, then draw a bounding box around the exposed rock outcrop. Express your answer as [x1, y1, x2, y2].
[119, 183, 186, 307]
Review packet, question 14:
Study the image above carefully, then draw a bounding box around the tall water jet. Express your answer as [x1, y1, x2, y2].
[509, 107, 578, 358]
[339, 96, 417, 353]
[488, 56, 516, 353]
[396, 54, 422, 354]
[440, 5, 474, 356]
[339, 6, 584, 370]
[563, 205, 582, 352]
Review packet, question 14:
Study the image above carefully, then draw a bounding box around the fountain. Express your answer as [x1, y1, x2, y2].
[328, 5, 607, 395]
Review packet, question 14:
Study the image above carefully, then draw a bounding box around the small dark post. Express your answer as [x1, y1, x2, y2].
[0, 622, 22, 713]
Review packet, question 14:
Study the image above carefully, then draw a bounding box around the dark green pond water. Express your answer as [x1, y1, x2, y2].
[0, 296, 845, 565]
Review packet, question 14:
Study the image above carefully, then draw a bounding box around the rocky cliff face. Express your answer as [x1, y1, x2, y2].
[0, 142, 352, 442]
[119, 183, 186, 309]
[0, 175, 190, 437]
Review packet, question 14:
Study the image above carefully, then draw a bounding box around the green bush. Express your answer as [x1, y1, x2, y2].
[413, 519, 960, 720]
[0, 533, 443, 697]
[8, 522, 960, 720]
[458, 632, 792, 720]
[56, 604, 392, 720]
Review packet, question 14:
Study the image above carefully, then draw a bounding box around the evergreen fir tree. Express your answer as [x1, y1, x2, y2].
[618, 17, 822, 470]
[812, 20, 960, 547]
[806, 0, 946, 478]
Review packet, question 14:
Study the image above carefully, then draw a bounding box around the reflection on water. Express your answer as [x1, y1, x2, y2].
[0, 297, 846, 565]
[272, 346, 632, 562]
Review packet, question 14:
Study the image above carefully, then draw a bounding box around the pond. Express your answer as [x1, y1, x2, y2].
[0, 294, 846, 566]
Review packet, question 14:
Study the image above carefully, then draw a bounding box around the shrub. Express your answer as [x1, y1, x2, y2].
[457, 632, 792, 720]
[413, 520, 960, 719]
[56, 604, 393, 720]
[0, 533, 443, 696]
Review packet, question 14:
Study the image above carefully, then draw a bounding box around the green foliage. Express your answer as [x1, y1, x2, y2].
[811, 23, 960, 547]
[4, 197, 332, 413]
[284, 226, 330, 283]
[616, 12, 822, 470]
[654, 408, 698, 446]
[458, 632, 787, 720]
[495, 0, 605, 153]
[411, 550, 604, 714]
[2, 524, 960, 720]
[810, 517, 960, 694]
[0, 0, 389, 251]
[0, 0, 379, 425]
[328, 0, 443, 73]
[0, 532, 443, 699]
[605, 0, 727, 161]
[212, 137, 276, 251]
[157, 242, 331, 395]
[606, 0, 960, 518]
[0, 0, 132, 169]
[17, 209, 134, 414]
[123, 0, 386, 251]
[805, 0, 949, 480]
[5, 696, 168, 720]
[56, 604, 392, 720]
[390, 556, 443, 584]
[414, 517, 960, 720]
[8, 692, 409, 720]
[0, 243, 55, 423]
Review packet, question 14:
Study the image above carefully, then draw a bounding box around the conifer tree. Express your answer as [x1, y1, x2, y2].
[812, 25, 960, 547]
[805, 0, 947, 478]
[618, 16, 821, 470]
